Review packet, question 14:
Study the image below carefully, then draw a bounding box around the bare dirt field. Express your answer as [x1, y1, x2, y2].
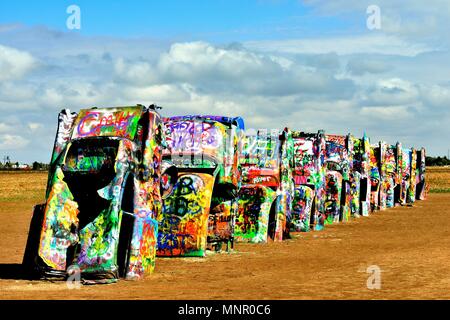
[1, 169, 449, 300]
[427, 166, 450, 193]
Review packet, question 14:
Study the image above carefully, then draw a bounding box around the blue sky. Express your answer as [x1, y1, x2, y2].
[0, 1, 358, 40]
[1, 1, 449, 162]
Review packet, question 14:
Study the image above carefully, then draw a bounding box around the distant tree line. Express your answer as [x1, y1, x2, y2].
[426, 156, 450, 166]
[0, 161, 20, 170]
[31, 162, 50, 171]
[0, 160, 49, 171]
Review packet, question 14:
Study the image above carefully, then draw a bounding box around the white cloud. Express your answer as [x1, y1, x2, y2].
[420, 84, 450, 110]
[362, 78, 420, 107]
[121, 83, 192, 103]
[303, 0, 450, 20]
[302, 0, 450, 47]
[245, 34, 433, 57]
[27, 122, 42, 131]
[0, 45, 37, 81]
[111, 41, 354, 98]
[0, 134, 30, 150]
[0, 123, 13, 133]
[0, 24, 448, 159]
[114, 58, 158, 85]
[157, 41, 283, 82]
[0, 82, 36, 103]
[360, 105, 414, 121]
[347, 58, 391, 75]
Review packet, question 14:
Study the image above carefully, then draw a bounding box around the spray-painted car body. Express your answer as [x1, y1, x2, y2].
[369, 143, 382, 212]
[290, 130, 326, 232]
[350, 134, 371, 217]
[23, 105, 175, 283]
[415, 147, 427, 200]
[400, 148, 417, 206]
[324, 134, 352, 224]
[235, 128, 294, 243]
[379, 142, 403, 209]
[158, 115, 244, 256]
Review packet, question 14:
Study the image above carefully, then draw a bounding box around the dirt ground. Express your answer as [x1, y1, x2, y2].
[1, 171, 450, 300]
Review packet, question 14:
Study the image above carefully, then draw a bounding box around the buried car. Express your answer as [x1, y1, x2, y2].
[415, 147, 427, 200]
[350, 134, 371, 217]
[379, 142, 403, 210]
[290, 130, 327, 232]
[23, 105, 177, 283]
[324, 134, 352, 224]
[399, 147, 417, 206]
[234, 128, 295, 243]
[369, 143, 382, 212]
[157, 115, 244, 256]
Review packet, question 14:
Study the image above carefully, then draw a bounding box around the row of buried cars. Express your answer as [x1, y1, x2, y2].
[22, 105, 427, 284]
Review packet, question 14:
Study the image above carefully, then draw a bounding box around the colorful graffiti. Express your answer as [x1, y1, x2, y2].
[415, 147, 427, 200]
[23, 104, 428, 284]
[324, 134, 351, 223]
[349, 171, 361, 217]
[158, 173, 215, 256]
[291, 131, 326, 232]
[23, 105, 173, 283]
[379, 142, 399, 209]
[399, 148, 417, 206]
[351, 135, 371, 217]
[369, 144, 381, 212]
[235, 186, 276, 242]
[236, 128, 294, 242]
[291, 185, 314, 232]
[38, 167, 80, 272]
[163, 115, 243, 187]
[164, 120, 224, 159]
[324, 171, 343, 223]
[408, 149, 418, 204]
[51, 109, 78, 164]
[208, 198, 237, 250]
[159, 115, 244, 256]
[72, 107, 142, 140]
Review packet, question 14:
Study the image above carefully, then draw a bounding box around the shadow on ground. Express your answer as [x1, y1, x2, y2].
[0, 264, 28, 280]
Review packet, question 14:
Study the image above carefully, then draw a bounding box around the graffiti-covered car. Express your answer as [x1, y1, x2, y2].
[235, 128, 295, 243]
[158, 115, 244, 256]
[369, 143, 382, 212]
[290, 130, 326, 232]
[350, 134, 371, 217]
[324, 134, 352, 224]
[399, 147, 417, 206]
[379, 142, 402, 209]
[415, 147, 427, 200]
[23, 105, 177, 283]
